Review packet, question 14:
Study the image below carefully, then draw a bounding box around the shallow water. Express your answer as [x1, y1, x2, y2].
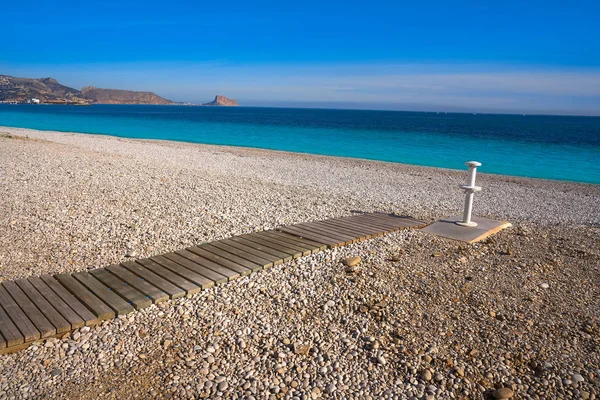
[1, 104, 599, 184]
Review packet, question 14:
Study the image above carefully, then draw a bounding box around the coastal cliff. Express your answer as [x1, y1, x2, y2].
[80, 86, 173, 105]
[202, 95, 239, 106]
[0, 75, 173, 105]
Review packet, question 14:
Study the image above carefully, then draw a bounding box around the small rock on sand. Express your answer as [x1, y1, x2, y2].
[492, 387, 514, 399]
[421, 369, 432, 381]
[343, 256, 361, 267]
[294, 343, 310, 355]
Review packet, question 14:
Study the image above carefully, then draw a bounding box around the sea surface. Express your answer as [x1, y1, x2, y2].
[1, 104, 599, 184]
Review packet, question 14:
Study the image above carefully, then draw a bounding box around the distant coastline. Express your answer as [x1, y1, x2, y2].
[0, 74, 238, 107]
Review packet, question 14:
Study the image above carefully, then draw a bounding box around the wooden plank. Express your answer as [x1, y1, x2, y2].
[1, 281, 53, 339]
[317, 218, 382, 235]
[231, 236, 295, 261]
[331, 217, 394, 234]
[380, 217, 427, 228]
[219, 238, 284, 265]
[304, 220, 369, 241]
[341, 215, 401, 230]
[0, 303, 24, 347]
[28, 276, 85, 330]
[135, 259, 204, 294]
[176, 248, 245, 278]
[295, 222, 358, 243]
[355, 214, 423, 228]
[160, 253, 230, 284]
[261, 230, 328, 251]
[281, 224, 353, 244]
[276, 225, 340, 247]
[104, 265, 168, 303]
[265, 229, 329, 249]
[71, 272, 134, 316]
[120, 261, 187, 299]
[149, 255, 220, 288]
[241, 233, 306, 258]
[259, 231, 324, 253]
[192, 244, 261, 273]
[251, 233, 313, 256]
[90, 269, 152, 310]
[41, 275, 101, 325]
[360, 217, 415, 230]
[278, 225, 344, 247]
[372, 212, 426, 225]
[209, 241, 274, 268]
[311, 219, 372, 236]
[319, 219, 384, 238]
[350, 215, 407, 229]
[15, 279, 70, 334]
[238, 233, 304, 258]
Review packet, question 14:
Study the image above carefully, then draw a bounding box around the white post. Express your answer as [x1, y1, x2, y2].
[456, 161, 482, 227]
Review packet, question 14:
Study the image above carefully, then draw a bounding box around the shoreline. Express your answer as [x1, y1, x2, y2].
[2, 125, 598, 189]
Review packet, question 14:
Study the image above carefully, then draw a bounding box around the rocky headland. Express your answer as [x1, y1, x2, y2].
[0, 75, 173, 105]
[80, 86, 173, 105]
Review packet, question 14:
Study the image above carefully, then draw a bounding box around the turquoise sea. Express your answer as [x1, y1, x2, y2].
[1, 104, 599, 184]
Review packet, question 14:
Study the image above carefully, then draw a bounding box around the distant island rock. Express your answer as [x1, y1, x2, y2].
[0, 75, 173, 105]
[202, 95, 239, 106]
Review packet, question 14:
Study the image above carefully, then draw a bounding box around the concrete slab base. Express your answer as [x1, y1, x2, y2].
[421, 215, 512, 243]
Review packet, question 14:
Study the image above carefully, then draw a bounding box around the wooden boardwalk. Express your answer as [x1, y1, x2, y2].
[0, 213, 425, 352]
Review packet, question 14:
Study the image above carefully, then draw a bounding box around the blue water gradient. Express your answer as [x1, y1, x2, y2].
[1, 105, 599, 184]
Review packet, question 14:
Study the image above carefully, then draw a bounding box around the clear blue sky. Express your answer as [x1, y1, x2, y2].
[2, 0, 600, 114]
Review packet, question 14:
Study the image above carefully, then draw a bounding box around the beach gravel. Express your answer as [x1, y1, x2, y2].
[0, 127, 598, 399]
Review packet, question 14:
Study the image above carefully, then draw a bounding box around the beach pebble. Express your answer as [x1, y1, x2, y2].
[343, 256, 361, 267]
[492, 387, 514, 399]
[421, 369, 433, 381]
[539, 283, 550, 289]
[293, 343, 310, 355]
[1, 126, 599, 400]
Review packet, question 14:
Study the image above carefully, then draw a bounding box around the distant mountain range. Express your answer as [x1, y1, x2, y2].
[0, 75, 173, 105]
[0, 75, 238, 106]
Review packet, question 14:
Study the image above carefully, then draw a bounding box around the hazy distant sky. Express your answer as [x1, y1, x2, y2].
[2, 0, 599, 115]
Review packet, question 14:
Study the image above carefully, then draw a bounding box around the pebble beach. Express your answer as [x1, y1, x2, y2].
[0, 126, 599, 399]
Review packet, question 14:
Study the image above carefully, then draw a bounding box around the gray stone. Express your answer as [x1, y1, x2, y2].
[572, 373, 584, 382]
